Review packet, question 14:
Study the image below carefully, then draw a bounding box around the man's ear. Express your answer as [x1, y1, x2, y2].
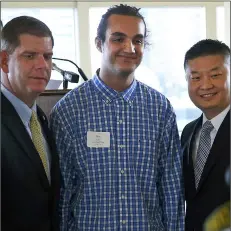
[0, 51, 9, 73]
[95, 37, 103, 53]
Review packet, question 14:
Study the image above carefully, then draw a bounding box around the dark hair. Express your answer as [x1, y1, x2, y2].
[96, 4, 149, 46]
[184, 39, 230, 70]
[1, 16, 54, 54]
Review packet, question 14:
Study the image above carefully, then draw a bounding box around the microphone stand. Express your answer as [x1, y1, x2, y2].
[52, 63, 67, 89]
[52, 57, 88, 82]
[52, 63, 79, 89]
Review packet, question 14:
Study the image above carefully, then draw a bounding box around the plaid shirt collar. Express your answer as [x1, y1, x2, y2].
[92, 69, 137, 105]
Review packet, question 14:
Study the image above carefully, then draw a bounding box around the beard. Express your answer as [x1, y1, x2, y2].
[113, 63, 139, 78]
[118, 69, 134, 78]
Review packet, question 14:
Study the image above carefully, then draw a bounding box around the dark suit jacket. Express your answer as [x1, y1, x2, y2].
[181, 111, 230, 231]
[1, 93, 60, 231]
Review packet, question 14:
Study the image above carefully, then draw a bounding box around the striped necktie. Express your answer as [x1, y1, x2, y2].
[30, 111, 49, 177]
[194, 120, 214, 188]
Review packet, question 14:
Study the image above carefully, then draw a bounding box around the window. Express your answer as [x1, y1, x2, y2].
[1, 6, 80, 89]
[1, 2, 228, 132]
[216, 6, 225, 42]
[89, 6, 206, 132]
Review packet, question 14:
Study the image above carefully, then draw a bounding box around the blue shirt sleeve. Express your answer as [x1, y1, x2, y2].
[50, 106, 77, 231]
[157, 106, 185, 230]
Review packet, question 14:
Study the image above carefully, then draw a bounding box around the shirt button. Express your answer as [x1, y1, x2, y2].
[120, 169, 125, 174]
[122, 220, 126, 224]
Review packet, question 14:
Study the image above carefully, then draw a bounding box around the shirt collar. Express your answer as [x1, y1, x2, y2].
[1, 84, 37, 126]
[92, 69, 137, 104]
[202, 105, 230, 132]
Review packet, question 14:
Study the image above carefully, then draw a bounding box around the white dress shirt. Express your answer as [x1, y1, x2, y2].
[192, 105, 230, 165]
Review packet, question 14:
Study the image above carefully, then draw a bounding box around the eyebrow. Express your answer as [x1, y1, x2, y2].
[209, 66, 221, 72]
[21, 51, 53, 56]
[190, 66, 222, 75]
[190, 71, 200, 75]
[110, 32, 144, 39]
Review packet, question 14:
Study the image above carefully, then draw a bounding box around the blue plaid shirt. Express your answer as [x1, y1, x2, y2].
[50, 73, 185, 231]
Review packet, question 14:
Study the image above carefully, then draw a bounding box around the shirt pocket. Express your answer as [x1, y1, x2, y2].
[128, 138, 159, 187]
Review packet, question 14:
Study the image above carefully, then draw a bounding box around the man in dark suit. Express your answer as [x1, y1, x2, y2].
[181, 39, 230, 231]
[1, 16, 60, 231]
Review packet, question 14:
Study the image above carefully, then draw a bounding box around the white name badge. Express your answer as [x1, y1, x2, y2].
[87, 131, 110, 148]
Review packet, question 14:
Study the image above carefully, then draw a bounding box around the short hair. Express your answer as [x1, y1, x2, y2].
[96, 4, 149, 46]
[1, 16, 54, 54]
[184, 39, 230, 70]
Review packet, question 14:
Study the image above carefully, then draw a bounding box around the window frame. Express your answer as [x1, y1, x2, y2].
[1, 1, 228, 78]
[1, 1, 229, 133]
[77, 1, 227, 78]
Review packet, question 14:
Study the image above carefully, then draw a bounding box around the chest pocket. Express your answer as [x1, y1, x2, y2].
[126, 137, 159, 184]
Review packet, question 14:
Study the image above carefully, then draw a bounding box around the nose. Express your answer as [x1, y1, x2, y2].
[35, 55, 48, 69]
[123, 40, 135, 53]
[200, 75, 213, 90]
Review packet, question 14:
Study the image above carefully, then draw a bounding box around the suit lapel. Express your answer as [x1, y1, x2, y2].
[1, 94, 50, 189]
[184, 117, 202, 197]
[184, 118, 201, 165]
[197, 111, 230, 190]
[37, 105, 61, 189]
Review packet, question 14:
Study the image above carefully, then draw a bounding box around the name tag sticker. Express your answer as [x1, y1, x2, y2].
[87, 131, 110, 148]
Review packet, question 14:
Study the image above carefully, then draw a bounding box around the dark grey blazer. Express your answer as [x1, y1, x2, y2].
[181, 111, 230, 231]
[1, 93, 60, 231]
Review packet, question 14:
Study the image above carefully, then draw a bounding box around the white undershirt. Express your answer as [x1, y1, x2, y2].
[192, 105, 230, 165]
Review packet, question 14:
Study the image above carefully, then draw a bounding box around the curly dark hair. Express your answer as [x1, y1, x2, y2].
[96, 4, 149, 47]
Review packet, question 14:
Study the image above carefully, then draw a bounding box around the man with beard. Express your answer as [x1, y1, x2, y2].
[50, 4, 184, 231]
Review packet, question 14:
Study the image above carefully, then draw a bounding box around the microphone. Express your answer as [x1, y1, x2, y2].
[52, 63, 79, 83]
[52, 62, 64, 75]
[52, 57, 88, 81]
